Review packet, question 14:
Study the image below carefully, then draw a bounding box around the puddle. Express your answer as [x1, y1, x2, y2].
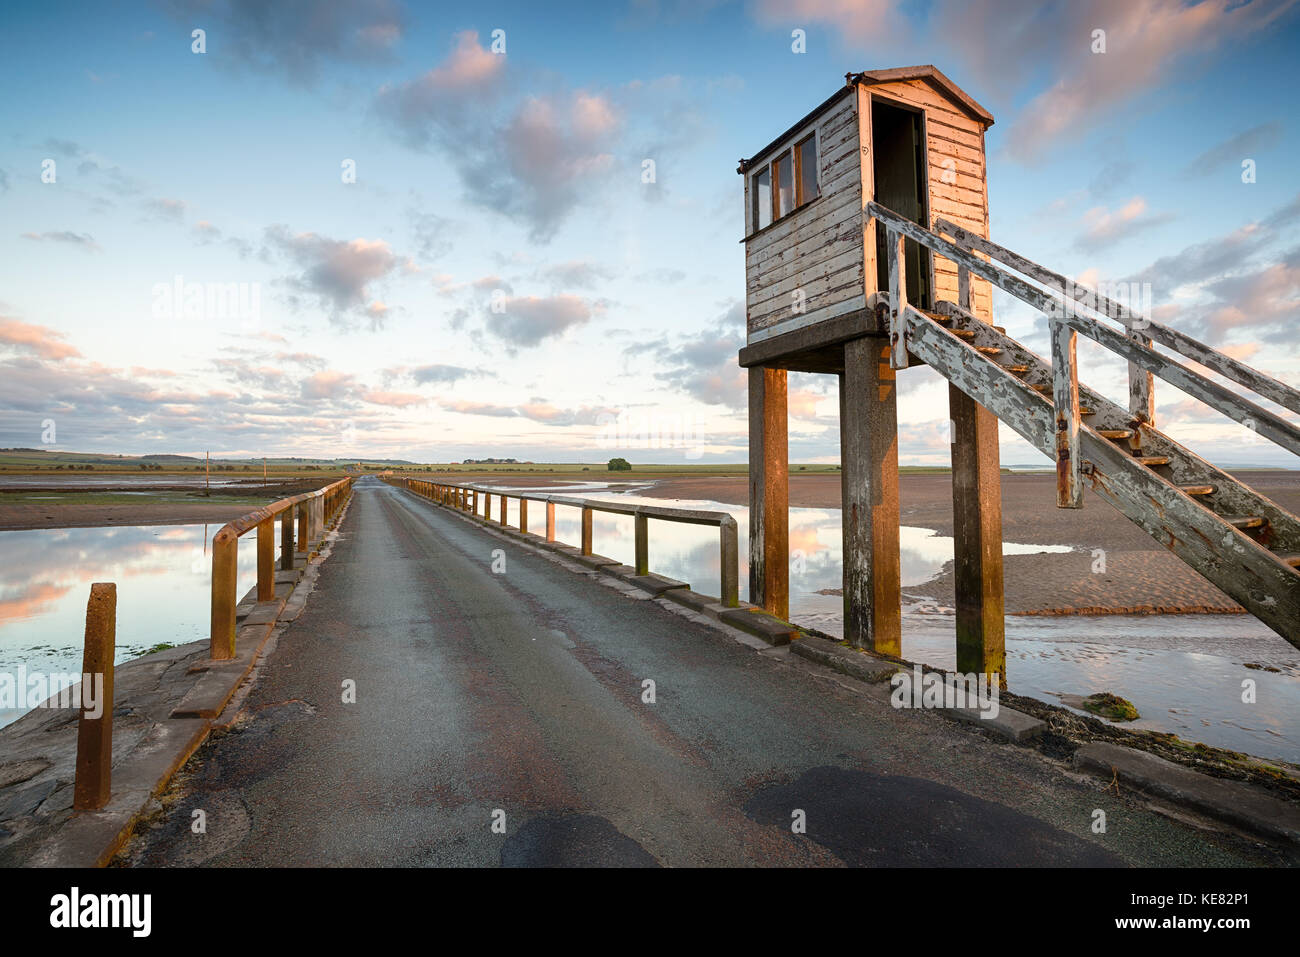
[0, 525, 258, 728]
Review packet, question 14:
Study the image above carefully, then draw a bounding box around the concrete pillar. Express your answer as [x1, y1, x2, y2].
[748, 366, 789, 618]
[840, 337, 901, 655]
[949, 383, 1006, 683]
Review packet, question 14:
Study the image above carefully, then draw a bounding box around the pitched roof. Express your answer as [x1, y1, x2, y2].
[738, 66, 993, 173]
[849, 65, 994, 128]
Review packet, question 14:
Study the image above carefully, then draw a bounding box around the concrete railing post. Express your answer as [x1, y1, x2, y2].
[210, 530, 238, 660]
[634, 512, 649, 575]
[280, 506, 295, 570]
[546, 502, 556, 542]
[257, 517, 275, 601]
[581, 506, 594, 556]
[74, 582, 115, 811]
[720, 517, 740, 607]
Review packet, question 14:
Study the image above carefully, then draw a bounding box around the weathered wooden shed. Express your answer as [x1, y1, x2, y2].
[737, 66, 1005, 676]
[739, 65, 995, 360]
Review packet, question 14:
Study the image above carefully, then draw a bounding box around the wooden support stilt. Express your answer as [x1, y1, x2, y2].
[950, 265, 1007, 683]
[748, 366, 789, 618]
[949, 383, 1006, 683]
[840, 337, 901, 655]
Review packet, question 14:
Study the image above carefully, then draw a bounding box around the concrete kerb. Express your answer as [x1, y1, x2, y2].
[1074, 742, 1300, 848]
[6, 487, 356, 868]
[389, 483, 1300, 850]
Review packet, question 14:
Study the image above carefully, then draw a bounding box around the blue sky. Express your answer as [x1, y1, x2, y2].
[1, 0, 1298, 467]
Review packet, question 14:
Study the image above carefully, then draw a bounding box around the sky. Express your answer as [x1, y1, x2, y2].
[1, 0, 1298, 468]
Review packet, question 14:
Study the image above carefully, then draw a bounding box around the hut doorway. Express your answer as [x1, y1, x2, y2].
[872, 98, 932, 310]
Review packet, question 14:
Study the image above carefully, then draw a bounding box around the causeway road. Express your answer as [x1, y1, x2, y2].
[117, 476, 1281, 867]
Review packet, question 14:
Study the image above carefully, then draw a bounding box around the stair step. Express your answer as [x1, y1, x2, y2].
[1004, 364, 1029, 374]
[1134, 455, 1170, 467]
[1178, 484, 1216, 496]
[949, 328, 976, 340]
[1097, 429, 1133, 440]
[1277, 553, 1300, 568]
[1027, 384, 1096, 415]
[1224, 515, 1266, 531]
[976, 346, 1002, 356]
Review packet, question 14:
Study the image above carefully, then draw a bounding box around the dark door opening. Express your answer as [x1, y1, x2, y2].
[872, 99, 931, 310]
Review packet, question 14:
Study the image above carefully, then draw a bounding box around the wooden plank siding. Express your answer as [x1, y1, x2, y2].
[743, 72, 994, 346]
[864, 79, 992, 321]
[744, 90, 864, 341]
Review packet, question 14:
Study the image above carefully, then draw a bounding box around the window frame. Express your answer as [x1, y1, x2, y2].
[771, 148, 793, 220]
[794, 132, 819, 206]
[747, 131, 820, 238]
[752, 165, 772, 231]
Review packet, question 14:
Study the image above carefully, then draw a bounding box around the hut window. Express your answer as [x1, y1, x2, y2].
[753, 167, 772, 230]
[773, 150, 794, 218]
[795, 135, 818, 205]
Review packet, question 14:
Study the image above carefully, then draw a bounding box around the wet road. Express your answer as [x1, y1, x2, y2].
[120, 477, 1278, 867]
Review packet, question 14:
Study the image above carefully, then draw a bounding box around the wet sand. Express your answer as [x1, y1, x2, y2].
[634, 470, 1300, 617]
[0, 502, 264, 531]
[0, 479, 332, 531]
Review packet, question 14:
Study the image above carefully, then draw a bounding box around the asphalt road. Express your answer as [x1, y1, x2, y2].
[119, 477, 1279, 867]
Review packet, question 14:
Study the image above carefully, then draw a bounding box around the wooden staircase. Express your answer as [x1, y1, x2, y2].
[866, 201, 1300, 647]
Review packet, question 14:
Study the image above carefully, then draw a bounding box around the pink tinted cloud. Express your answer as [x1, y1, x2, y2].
[0, 318, 82, 360]
[301, 370, 357, 400]
[428, 30, 503, 90]
[361, 390, 426, 408]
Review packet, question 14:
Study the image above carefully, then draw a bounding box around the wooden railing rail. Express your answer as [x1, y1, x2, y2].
[932, 216, 1300, 420]
[388, 478, 740, 607]
[209, 476, 355, 659]
[867, 201, 1300, 509]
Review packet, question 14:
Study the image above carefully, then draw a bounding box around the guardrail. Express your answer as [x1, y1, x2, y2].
[867, 200, 1300, 506]
[209, 476, 354, 659]
[387, 477, 740, 607]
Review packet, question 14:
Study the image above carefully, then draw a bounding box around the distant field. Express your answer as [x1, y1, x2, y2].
[0, 451, 971, 479]
[396, 463, 963, 477]
[0, 491, 284, 507]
